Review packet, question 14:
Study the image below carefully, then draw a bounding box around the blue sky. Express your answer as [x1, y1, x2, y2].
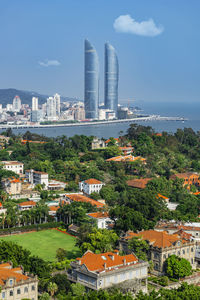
[0, 0, 200, 105]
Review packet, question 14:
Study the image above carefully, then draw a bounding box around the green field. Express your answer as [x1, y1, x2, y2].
[0, 229, 80, 262]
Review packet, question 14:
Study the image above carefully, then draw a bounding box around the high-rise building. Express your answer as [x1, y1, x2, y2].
[12, 96, 21, 112]
[104, 43, 119, 116]
[84, 39, 99, 119]
[46, 97, 57, 120]
[32, 97, 38, 111]
[54, 93, 61, 116]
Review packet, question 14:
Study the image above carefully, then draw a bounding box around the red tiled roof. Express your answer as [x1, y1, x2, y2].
[127, 178, 152, 189]
[170, 173, 199, 180]
[49, 206, 59, 211]
[0, 263, 29, 286]
[88, 212, 109, 219]
[106, 155, 145, 162]
[84, 178, 102, 185]
[66, 194, 104, 208]
[18, 201, 36, 207]
[76, 250, 138, 272]
[174, 229, 192, 241]
[105, 138, 119, 144]
[123, 230, 186, 248]
[157, 194, 169, 200]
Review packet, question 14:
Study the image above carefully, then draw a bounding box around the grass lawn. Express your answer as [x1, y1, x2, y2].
[0, 229, 80, 262]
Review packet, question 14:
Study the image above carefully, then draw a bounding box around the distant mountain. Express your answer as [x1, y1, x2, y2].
[0, 88, 80, 107]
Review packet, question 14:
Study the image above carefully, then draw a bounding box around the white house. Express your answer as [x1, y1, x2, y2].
[87, 212, 113, 229]
[2, 161, 24, 175]
[79, 178, 104, 195]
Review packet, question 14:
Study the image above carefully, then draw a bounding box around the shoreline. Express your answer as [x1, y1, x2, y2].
[0, 116, 187, 130]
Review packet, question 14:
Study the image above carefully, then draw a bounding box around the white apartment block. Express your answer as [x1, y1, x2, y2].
[87, 212, 113, 229]
[32, 97, 38, 111]
[12, 96, 21, 112]
[25, 169, 49, 188]
[2, 161, 24, 175]
[79, 178, 104, 195]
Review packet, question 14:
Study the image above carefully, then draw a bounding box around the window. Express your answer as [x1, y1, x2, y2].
[183, 250, 185, 254]
[24, 287, 28, 293]
[191, 258, 193, 264]
[191, 248, 194, 252]
[196, 233, 199, 236]
[17, 289, 21, 295]
[163, 254, 166, 259]
[10, 290, 13, 296]
[2, 292, 5, 299]
[187, 248, 189, 253]
[32, 285, 35, 291]
[9, 279, 13, 286]
[177, 251, 180, 255]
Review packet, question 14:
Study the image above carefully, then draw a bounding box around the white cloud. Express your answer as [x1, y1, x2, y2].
[113, 14, 164, 37]
[38, 59, 61, 67]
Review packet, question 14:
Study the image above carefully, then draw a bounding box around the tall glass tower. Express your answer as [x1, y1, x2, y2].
[84, 39, 99, 119]
[104, 43, 119, 116]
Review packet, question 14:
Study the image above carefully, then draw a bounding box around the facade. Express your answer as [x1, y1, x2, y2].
[68, 250, 148, 292]
[12, 96, 21, 112]
[79, 178, 104, 195]
[25, 169, 49, 188]
[84, 39, 99, 119]
[87, 212, 113, 229]
[0, 262, 38, 300]
[2, 161, 24, 175]
[46, 97, 57, 120]
[48, 179, 66, 190]
[91, 137, 105, 150]
[2, 177, 22, 195]
[54, 93, 61, 117]
[119, 230, 196, 275]
[31, 110, 42, 122]
[104, 43, 119, 116]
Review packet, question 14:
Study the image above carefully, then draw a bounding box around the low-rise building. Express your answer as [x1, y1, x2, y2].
[0, 262, 38, 300]
[105, 138, 119, 146]
[65, 193, 104, 208]
[25, 169, 49, 188]
[2, 161, 24, 175]
[119, 229, 196, 275]
[170, 172, 200, 188]
[119, 146, 134, 155]
[79, 178, 104, 195]
[48, 179, 66, 190]
[17, 201, 36, 211]
[2, 177, 22, 195]
[91, 138, 106, 150]
[68, 250, 148, 293]
[87, 212, 113, 229]
[126, 178, 152, 189]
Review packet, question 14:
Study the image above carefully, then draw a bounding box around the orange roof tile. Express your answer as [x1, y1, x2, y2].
[76, 250, 138, 272]
[84, 178, 102, 185]
[18, 201, 36, 207]
[127, 178, 152, 189]
[105, 138, 119, 144]
[0, 263, 29, 287]
[66, 194, 104, 208]
[49, 206, 59, 211]
[170, 173, 199, 180]
[106, 155, 145, 162]
[88, 212, 109, 219]
[157, 194, 169, 200]
[123, 230, 185, 248]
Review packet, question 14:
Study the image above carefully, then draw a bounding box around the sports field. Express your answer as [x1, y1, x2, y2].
[0, 229, 80, 262]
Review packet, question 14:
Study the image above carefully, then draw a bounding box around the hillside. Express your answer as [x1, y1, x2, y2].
[0, 88, 79, 107]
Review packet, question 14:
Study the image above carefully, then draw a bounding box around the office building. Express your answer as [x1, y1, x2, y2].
[32, 97, 38, 111]
[104, 43, 119, 116]
[84, 39, 99, 119]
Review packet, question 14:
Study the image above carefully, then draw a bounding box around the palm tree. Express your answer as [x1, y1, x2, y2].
[47, 282, 58, 300]
[0, 213, 6, 229]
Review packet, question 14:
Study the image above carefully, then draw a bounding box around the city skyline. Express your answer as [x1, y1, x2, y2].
[0, 1, 199, 106]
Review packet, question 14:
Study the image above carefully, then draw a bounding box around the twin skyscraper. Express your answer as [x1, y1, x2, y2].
[84, 39, 119, 119]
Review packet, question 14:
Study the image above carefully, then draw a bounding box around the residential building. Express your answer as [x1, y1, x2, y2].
[79, 178, 104, 195]
[170, 172, 200, 188]
[119, 146, 134, 155]
[68, 250, 148, 293]
[12, 96, 21, 112]
[46, 96, 57, 120]
[119, 230, 196, 275]
[0, 202, 7, 215]
[2, 161, 24, 175]
[17, 201, 36, 211]
[54, 93, 61, 117]
[126, 178, 152, 189]
[0, 262, 38, 300]
[2, 177, 22, 195]
[48, 179, 66, 190]
[87, 212, 113, 229]
[91, 137, 106, 150]
[74, 106, 85, 121]
[105, 138, 119, 146]
[84, 39, 99, 119]
[25, 169, 49, 188]
[65, 194, 104, 208]
[32, 97, 38, 111]
[31, 110, 43, 122]
[104, 43, 119, 116]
